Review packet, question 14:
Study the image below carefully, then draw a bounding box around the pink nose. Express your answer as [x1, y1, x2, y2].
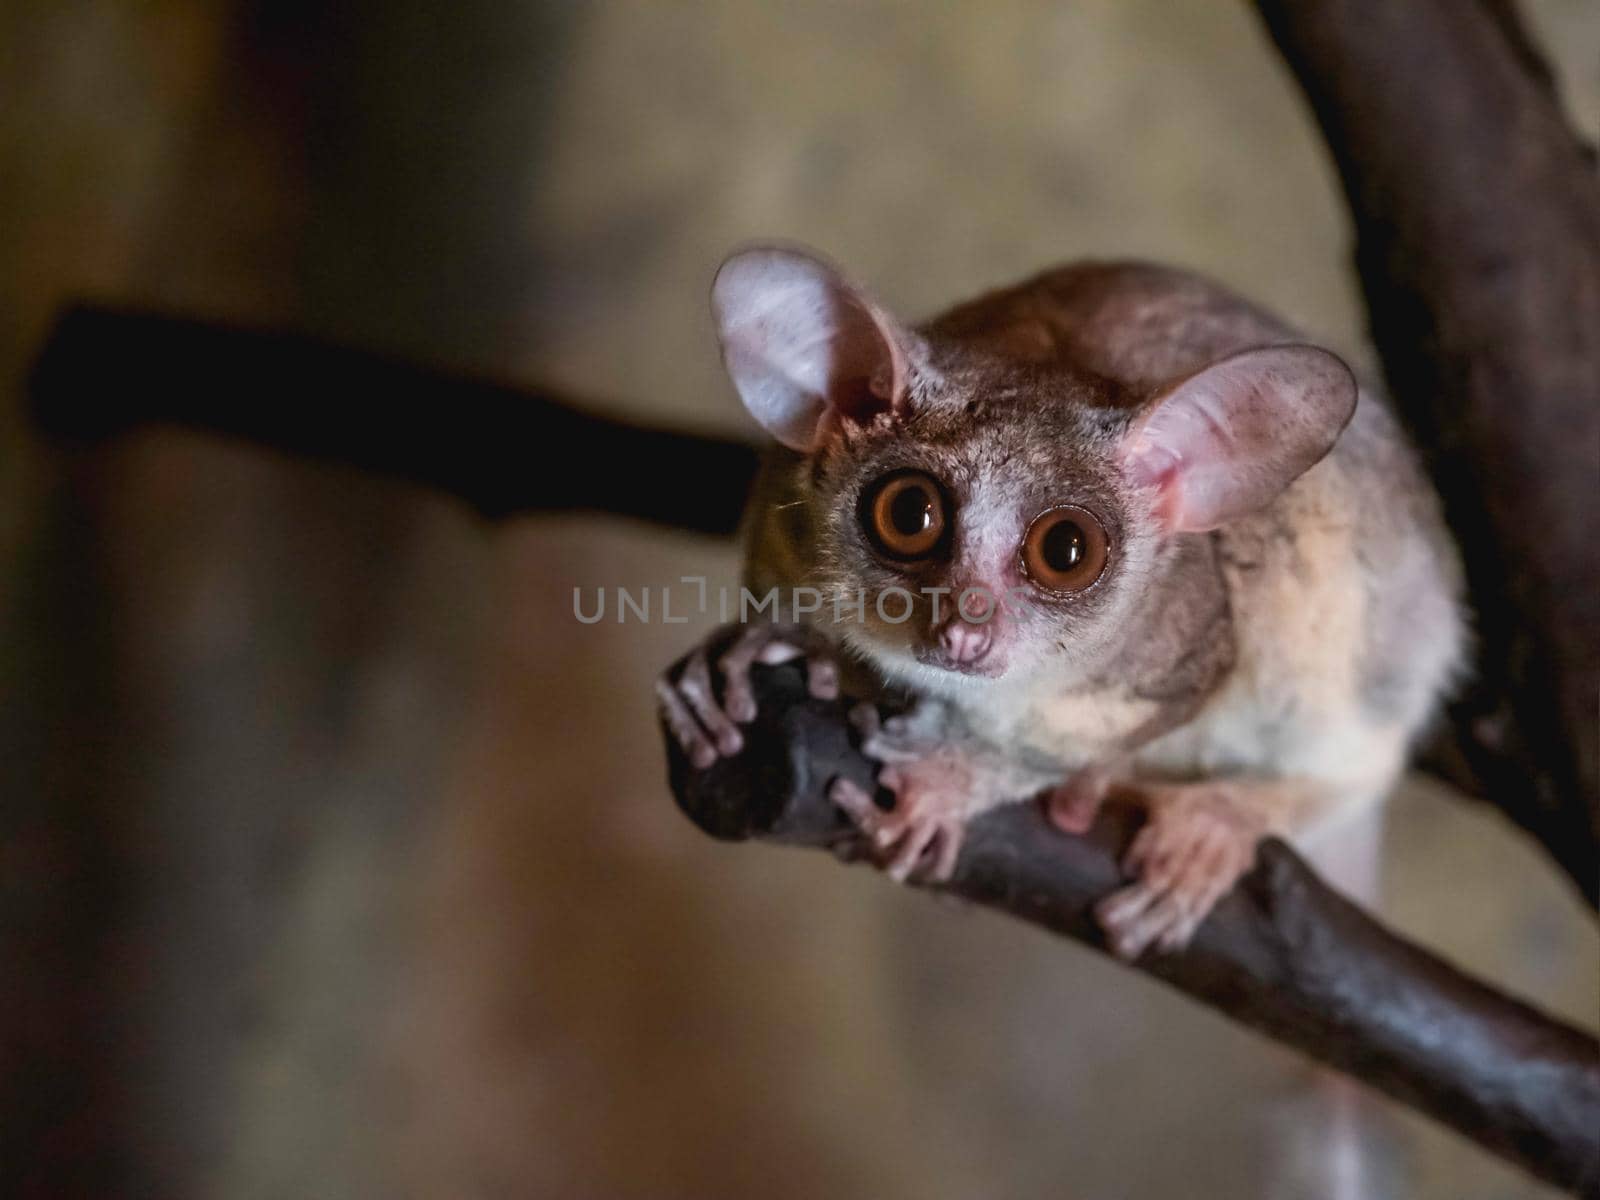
[938, 619, 993, 664]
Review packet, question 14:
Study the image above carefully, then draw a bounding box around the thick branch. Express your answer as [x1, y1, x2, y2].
[27, 305, 760, 537]
[1252, 0, 1600, 903]
[663, 659, 1600, 1193]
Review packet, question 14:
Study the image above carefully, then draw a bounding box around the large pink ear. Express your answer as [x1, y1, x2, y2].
[711, 247, 912, 452]
[1119, 345, 1358, 532]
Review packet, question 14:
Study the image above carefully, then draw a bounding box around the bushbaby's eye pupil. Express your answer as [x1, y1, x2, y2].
[863, 471, 948, 560]
[1041, 520, 1085, 572]
[890, 486, 933, 535]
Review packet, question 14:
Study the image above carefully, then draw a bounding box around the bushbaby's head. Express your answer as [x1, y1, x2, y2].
[712, 246, 1356, 696]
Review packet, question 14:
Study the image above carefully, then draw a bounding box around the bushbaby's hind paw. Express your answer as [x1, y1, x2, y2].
[1095, 785, 1261, 959]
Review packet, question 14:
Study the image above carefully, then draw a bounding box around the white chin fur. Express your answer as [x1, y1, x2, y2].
[854, 638, 1001, 697]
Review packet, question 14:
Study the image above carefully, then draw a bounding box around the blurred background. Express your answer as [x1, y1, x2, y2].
[2, 2, 1597, 1197]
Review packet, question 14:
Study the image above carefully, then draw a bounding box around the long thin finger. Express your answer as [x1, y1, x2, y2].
[1157, 907, 1206, 955]
[828, 778, 890, 848]
[677, 653, 743, 756]
[1154, 863, 1232, 954]
[1175, 838, 1229, 901]
[887, 821, 938, 883]
[717, 628, 772, 722]
[1095, 883, 1166, 958]
[1108, 890, 1186, 961]
[1151, 846, 1243, 956]
[1139, 832, 1197, 893]
[1095, 881, 1160, 931]
[929, 825, 962, 882]
[655, 677, 717, 769]
[1120, 823, 1159, 876]
[1187, 846, 1246, 921]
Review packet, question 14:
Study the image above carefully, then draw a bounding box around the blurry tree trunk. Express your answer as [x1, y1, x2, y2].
[1252, 0, 1600, 906]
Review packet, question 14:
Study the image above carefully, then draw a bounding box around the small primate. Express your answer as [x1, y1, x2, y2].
[659, 246, 1463, 957]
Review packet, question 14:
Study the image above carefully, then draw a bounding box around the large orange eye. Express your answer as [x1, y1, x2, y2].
[1021, 505, 1109, 593]
[862, 471, 948, 560]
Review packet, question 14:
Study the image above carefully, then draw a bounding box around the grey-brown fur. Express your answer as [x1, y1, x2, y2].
[934, 260, 1465, 726]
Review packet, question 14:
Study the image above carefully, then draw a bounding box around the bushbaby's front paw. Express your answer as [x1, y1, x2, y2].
[656, 623, 838, 769]
[1095, 784, 1263, 959]
[828, 774, 967, 883]
[825, 700, 978, 882]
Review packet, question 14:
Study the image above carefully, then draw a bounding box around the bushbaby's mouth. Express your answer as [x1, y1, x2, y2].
[914, 644, 1007, 678]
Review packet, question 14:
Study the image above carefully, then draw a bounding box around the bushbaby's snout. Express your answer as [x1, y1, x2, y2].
[915, 616, 1005, 677]
[939, 619, 992, 664]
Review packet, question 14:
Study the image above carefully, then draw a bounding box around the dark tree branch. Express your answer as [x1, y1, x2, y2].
[27, 305, 760, 537]
[663, 659, 1600, 1193]
[1251, 0, 1600, 904]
